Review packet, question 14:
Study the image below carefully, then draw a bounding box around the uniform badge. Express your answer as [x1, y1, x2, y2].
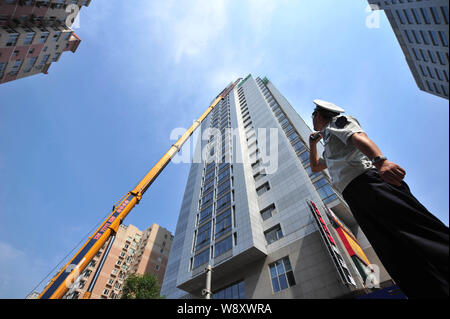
[335, 116, 348, 128]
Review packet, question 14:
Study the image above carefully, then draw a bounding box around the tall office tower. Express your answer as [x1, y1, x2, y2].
[368, 0, 449, 99]
[64, 223, 172, 299]
[0, 0, 91, 85]
[161, 75, 393, 299]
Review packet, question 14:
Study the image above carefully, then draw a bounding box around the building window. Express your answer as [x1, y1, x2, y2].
[298, 150, 310, 164]
[256, 182, 270, 196]
[305, 165, 321, 180]
[441, 6, 449, 24]
[411, 47, 421, 60]
[429, 30, 439, 46]
[204, 170, 215, 183]
[199, 205, 213, 224]
[436, 51, 446, 65]
[430, 7, 441, 24]
[217, 179, 231, 197]
[420, 30, 430, 45]
[195, 222, 211, 251]
[215, 208, 232, 239]
[201, 191, 214, 208]
[314, 178, 337, 204]
[420, 8, 432, 24]
[403, 9, 413, 24]
[411, 8, 422, 24]
[435, 68, 444, 81]
[411, 30, 421, 44]
[292, 140, 306, 154]
[264, 224, 284, 244]
[260, 203, 276, 221]
[24, 32, 35, 45]
[212, 280, 245, 299]
[395, 10, 405, 24]
[202, 178, 214, 195]
[287, 130, 299, 143]
[23, 56, 37, 73]
[10, 59, 23, 75]
[214, 235, 232, 257]
[217, 169, 230, 184]
[217, 192, 231, 210]
[269, 257, 296, 293]
[53, 52, 60, 62]
[419, 64, 428, 77]
[193, 248, 210, 269]
[253, 170, 267, 182]
[438, 31, 448, 47]
[40, 32, 49, 43]
[426, 66, 434, 79]
[404, 30, 413, 43]
[441, 85, 448, 97]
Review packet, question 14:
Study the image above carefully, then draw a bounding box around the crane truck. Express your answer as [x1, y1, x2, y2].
[38, 78, 242, 299]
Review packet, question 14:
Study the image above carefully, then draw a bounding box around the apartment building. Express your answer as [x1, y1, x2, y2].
[368, 0, 449, 99]
[64, 223, 173, 299]
[0, 0, 91, 84]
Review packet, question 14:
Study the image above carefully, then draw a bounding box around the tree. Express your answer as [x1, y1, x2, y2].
[121, 273, 165, 299]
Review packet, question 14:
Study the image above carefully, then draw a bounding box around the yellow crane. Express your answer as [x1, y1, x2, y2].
[38, 79, 241, 299]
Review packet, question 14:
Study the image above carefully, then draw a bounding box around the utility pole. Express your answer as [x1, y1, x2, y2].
[202, 265, 213, 299]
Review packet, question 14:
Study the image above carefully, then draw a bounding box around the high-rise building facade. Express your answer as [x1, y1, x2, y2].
[368, 0, 449, 99]
[64, 223, 173, 299]
[0, 0, 91, 84]
[161, 75, 393, 299]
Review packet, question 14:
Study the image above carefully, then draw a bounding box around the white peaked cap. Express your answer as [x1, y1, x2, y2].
[313, 99, 345, 114]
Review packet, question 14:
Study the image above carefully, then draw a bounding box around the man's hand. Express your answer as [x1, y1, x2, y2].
[309, 132, 327, 172]
[309, 132, 322, 147]
[375, 160, 406, 186]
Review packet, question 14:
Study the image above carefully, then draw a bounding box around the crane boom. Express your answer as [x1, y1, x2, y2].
[38, 79, 241, 299]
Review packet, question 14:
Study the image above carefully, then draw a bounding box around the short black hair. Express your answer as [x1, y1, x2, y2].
[315, 107, 339, 121]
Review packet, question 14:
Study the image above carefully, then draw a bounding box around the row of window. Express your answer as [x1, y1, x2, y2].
[191, 97, 235, 270]
[207, 97, 232, 162]
[210, 255, 296, 298]
[425, 79, 449, 96]
[410, 46, 449, 68]
[256, 77, 338, 204]
[239, 84, 289, 250]
[4, 25, 71, 47]
[192, 234, 235, 270]
[194, 206, 233, 252]
[395, 6, 448, 26]
[417, 61, 448, 79]
[404, 28, 449, 48]
[0, 52, 58, 78]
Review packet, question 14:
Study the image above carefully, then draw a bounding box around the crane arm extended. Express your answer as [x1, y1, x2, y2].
[38, 79, 241, 299]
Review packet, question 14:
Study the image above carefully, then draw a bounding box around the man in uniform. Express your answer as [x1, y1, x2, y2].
[309, 99, 449, 298]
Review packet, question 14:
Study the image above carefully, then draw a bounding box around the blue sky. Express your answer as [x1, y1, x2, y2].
[0, 0, 448, 298]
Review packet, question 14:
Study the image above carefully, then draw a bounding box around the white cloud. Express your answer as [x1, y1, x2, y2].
[0, 241, 50, 298]
[247, 0, 279, 31]
[147, 0, 229, 63]
[0, 241, 28, 297]
[0, 241, 25, 261]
